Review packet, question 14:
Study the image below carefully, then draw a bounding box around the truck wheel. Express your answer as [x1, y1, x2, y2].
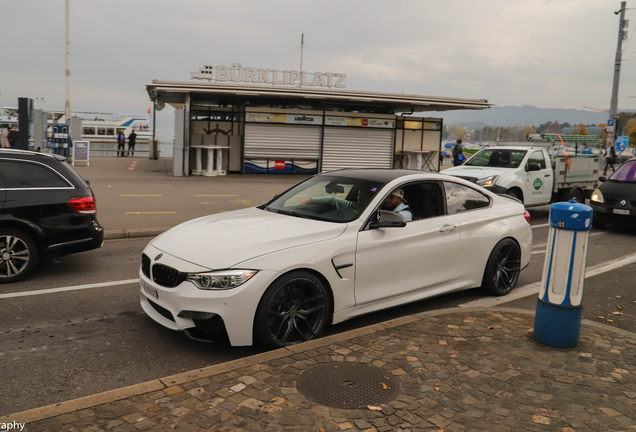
[506, 188, 523, 203]
[571, 189, 585, 204]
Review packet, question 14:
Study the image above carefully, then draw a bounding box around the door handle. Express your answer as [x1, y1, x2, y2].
[439, 224, 456, 233]
[544, 174, 551, 177]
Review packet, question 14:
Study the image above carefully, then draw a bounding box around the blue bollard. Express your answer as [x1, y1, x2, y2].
[533, 199, 593, 348]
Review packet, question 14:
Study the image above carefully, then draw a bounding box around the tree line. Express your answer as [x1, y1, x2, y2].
[446, 111, 636, 147]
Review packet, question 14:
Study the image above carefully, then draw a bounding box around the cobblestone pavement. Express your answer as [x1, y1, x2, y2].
[6, 308, 636, 432]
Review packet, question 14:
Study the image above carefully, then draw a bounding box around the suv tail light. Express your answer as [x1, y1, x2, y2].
[68, 196, 96, 214]
[524, 210, 531, 224]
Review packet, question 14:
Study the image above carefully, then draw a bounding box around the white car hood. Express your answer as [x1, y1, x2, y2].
[150, 207, 347, 269]
[443, 166, 515, 179]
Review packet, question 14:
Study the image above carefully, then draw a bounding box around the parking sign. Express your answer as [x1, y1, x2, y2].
[607, 119, 615, 127]
[615, 136, 628, 152]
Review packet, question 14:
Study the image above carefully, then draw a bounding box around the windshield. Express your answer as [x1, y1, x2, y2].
[609, 160, 636, 182]
[264, 175, 385, 222]
[464, 149, 527, 168]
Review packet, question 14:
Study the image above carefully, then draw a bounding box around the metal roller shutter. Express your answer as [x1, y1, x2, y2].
[322, 128, 394, 172]
[244, 124, 321, 159]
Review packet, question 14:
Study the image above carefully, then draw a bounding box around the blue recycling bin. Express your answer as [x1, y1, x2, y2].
[533, 199, 593, 348]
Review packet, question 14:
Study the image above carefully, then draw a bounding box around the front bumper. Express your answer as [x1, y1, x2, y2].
[590, 203, 636, 226]
[139, 268, 279, 346]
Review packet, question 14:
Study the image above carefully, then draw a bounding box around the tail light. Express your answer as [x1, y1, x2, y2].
[68, 196, 96, 214]
[524, 210, 531, 224]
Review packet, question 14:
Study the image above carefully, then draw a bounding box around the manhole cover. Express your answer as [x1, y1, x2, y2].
[296, 362, 401, 409]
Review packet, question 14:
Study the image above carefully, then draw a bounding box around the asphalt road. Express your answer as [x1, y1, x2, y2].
[2, 158, 636, 416]
[2, 208, 636, 416]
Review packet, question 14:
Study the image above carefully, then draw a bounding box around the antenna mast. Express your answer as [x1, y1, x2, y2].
[65, 0, 71, 133]
[300, 33, 304, 73]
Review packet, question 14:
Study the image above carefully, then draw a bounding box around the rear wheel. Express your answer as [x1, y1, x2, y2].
[254, 271, 330, 349]
[571, 188, 585, 204]
[481, 239, 521, 296]
[0, 228, 38, 283]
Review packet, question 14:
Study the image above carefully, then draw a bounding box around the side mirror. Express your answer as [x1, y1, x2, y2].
[369, 210, 407, 229]
[526, 162, 541, 172]
[598, 176, 607, 182]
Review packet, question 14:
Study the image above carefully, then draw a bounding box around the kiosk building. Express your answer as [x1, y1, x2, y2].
[146, 67, 491, 176]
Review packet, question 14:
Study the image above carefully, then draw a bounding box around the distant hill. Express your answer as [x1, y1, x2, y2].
[426, 105, 636, 129]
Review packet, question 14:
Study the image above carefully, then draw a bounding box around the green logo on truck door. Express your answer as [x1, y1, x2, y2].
[533, 178, 543, 190]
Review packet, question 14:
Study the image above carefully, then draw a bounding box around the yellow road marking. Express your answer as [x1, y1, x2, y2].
[195, 194, 239, 197]
[125, 211, 177, 214]
[121, 194, 163, 197]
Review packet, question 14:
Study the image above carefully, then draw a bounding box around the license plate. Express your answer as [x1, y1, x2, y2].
[613, 209, 630, 215]
[142, 281, 158, 299]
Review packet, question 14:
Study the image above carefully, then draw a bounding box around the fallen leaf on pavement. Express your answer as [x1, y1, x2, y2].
[367, 405, 382, 411]
[435, 387, 440, 391]
[616, 296, 621, 298]
[616, 305, 623, 310]
[612, 312, 623, 315]
[597, 316, 605, 319]
[382, 383, 388, 389]
[606, 319, 614, 323]
[488, 326, 494, 329]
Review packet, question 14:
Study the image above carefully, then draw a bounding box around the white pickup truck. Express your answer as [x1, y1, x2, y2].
[443, 137, 603, 207]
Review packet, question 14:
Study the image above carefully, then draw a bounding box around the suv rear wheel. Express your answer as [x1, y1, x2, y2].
[0, 228, 38, 283]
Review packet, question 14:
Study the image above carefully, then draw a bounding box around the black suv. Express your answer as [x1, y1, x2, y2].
[0, 149, 104, 282]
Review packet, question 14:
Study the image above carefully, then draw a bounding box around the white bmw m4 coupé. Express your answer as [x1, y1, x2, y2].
[139, 169, 532, 349]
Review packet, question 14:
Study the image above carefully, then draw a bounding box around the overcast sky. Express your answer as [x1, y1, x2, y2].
[1, 0, 635, 138]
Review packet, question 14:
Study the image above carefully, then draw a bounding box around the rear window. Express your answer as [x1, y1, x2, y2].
[0, 160, 72, 188]
[609, 161, 636, 182]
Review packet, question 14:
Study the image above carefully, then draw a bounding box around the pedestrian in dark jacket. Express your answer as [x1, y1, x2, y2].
[127, 130, 137, 156]
[7, 126, 19, 149]
[452, 139, 465, 166]
[117, 130, 126, 157]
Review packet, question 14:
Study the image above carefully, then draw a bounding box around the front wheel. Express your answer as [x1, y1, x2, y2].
[506, 188, 523, 204]
[0, 228, 38, 283]
[481, 239, 521, 296]
[254, 271, 330, 349]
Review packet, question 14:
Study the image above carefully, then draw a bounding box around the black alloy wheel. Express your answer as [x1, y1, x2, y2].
[0, 228, 38, 283]
[254, 271, 330, 349]
[481, 238, 521, 296]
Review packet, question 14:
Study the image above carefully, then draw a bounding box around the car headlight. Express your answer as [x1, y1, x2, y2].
[476, 175, 499, 187]
[187, 269, 258, 290]
[591, 189, 604, 203]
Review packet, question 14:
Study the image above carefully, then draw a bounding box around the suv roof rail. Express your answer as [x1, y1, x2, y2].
[0, 148, 58, 158]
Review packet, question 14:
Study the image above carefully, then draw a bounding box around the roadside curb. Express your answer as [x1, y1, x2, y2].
[103, 228, 168, 240]
[4, 306, 635, 425]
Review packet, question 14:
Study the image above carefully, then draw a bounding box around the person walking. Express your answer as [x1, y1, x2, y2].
[452, 139, 466, 166]
[7, 126, 19, 149]
[127, 129, 137, 157]
[116, 129, 126, 157]
[603, 141, 616, 176]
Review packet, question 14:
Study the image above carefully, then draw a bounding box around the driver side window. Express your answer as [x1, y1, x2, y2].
[401, 182, 444, 221]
